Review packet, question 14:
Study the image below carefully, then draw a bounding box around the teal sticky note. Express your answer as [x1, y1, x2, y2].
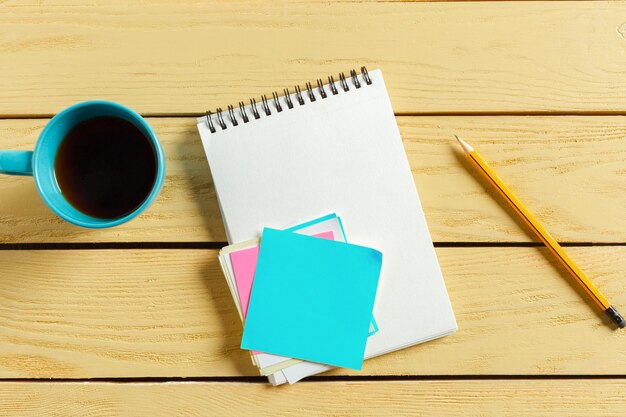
[241, 228, 382, 370]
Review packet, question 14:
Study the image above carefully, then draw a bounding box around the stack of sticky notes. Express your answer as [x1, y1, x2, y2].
[218, 214, 382, 385]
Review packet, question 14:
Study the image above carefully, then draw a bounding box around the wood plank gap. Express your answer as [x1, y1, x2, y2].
[434, 242, 626, 248]
[1, 375, 625, 384]
[0, 242, 623, 251]
[9, 111, 626, 120]
[0, 242, 228, 251]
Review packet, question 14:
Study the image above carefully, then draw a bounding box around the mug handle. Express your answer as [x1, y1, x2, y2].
[0, 150, 33, 176]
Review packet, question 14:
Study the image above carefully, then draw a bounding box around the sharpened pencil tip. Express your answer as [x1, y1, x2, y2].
[605, 306, 626, 329]
[454, 134, 474, 154]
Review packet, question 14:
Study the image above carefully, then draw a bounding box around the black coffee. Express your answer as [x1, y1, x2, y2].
[54, 116, 157, 219]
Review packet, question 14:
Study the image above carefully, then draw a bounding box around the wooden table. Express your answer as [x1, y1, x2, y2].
[1, 1, 625, 415]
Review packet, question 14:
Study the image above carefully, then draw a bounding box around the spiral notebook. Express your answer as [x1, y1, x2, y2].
[197, 68, 457, 383]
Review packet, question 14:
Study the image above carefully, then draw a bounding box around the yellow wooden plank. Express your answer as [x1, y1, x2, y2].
[0, 247, 623, 378]
[1, 380, 625, 417]
[1, 116, 624, 243]
[2, 1, 626, 115]
[406, 116, 626, 243]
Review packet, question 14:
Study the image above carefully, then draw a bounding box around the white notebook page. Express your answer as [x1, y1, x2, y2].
[197, 69, 457, 360]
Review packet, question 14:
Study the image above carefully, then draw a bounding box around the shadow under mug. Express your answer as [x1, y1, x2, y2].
[0, 101, 166, 228]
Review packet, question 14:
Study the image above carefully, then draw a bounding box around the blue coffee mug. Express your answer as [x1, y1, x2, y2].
[0, 101, 165, 228]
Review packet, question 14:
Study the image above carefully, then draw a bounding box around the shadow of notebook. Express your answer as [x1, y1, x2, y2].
[197, 68, 457, 371]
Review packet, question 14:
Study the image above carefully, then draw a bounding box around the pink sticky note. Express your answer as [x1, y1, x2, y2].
[230, 246, 260, 318]
[230, 230, 335, 319]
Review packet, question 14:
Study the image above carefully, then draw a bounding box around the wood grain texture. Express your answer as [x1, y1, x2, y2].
[3, 1, 626, 414]
[0, 247, 624, 378]
[1, 380, 625, 417]
[1, 116, 624, 243]
[3, 1, 626, 115]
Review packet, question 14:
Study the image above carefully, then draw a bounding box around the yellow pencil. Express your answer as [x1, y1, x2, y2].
[455, 135, 624, 329]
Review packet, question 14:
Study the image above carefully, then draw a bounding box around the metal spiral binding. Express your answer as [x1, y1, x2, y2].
[205, 67, 373, 133]
[215, 108, 227, 130]
[272, 92, 283, 112]
[283, 88, 294, 109]
[261, 95, 271, 116]
[338, 72, 349, 92]
[205, 110, 216, 133]
[328, 75, 338, 95]
[227, 105, 238, 126]
[305, 82, 315, 102]
[294, 85, 305, 105]
[250, 98, 260, 119]
[238, 101, 249, 123]
[317, 79, 327, 98]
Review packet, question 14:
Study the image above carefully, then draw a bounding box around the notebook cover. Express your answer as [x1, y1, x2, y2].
[198, 69, 457, 360]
